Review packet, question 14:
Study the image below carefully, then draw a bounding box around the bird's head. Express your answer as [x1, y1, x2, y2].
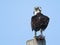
[33, 7, 42, 15]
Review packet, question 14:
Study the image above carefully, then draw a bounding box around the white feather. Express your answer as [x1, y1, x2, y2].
[34, 10, 40, 15]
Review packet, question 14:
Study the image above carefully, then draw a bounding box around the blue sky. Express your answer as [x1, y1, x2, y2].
[0, 0, 60, 45]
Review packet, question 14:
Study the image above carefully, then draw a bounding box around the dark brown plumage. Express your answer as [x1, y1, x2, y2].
[31, 13, 49, 32]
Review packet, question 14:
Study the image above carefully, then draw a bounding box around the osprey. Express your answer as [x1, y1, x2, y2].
[31, 7, 49, 37]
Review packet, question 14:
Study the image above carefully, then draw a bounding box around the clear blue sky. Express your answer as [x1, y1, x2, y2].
[0, 0, 60, 45]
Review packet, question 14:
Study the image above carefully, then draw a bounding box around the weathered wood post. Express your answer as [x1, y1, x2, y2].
[26, 36, 46, 45]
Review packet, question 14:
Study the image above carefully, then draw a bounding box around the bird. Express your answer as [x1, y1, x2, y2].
[31, 7, 50, 37]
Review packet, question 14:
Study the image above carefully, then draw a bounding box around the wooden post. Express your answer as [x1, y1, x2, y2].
[26, 38, 46, 45]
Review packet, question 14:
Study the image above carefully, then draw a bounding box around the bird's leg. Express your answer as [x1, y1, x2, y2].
[34, 31, 36, 38]
[40, 29, 43, 36]
[41, 30, 42, 35]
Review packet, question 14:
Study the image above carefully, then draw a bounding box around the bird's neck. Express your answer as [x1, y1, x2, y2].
[34, 10, 40, 15]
